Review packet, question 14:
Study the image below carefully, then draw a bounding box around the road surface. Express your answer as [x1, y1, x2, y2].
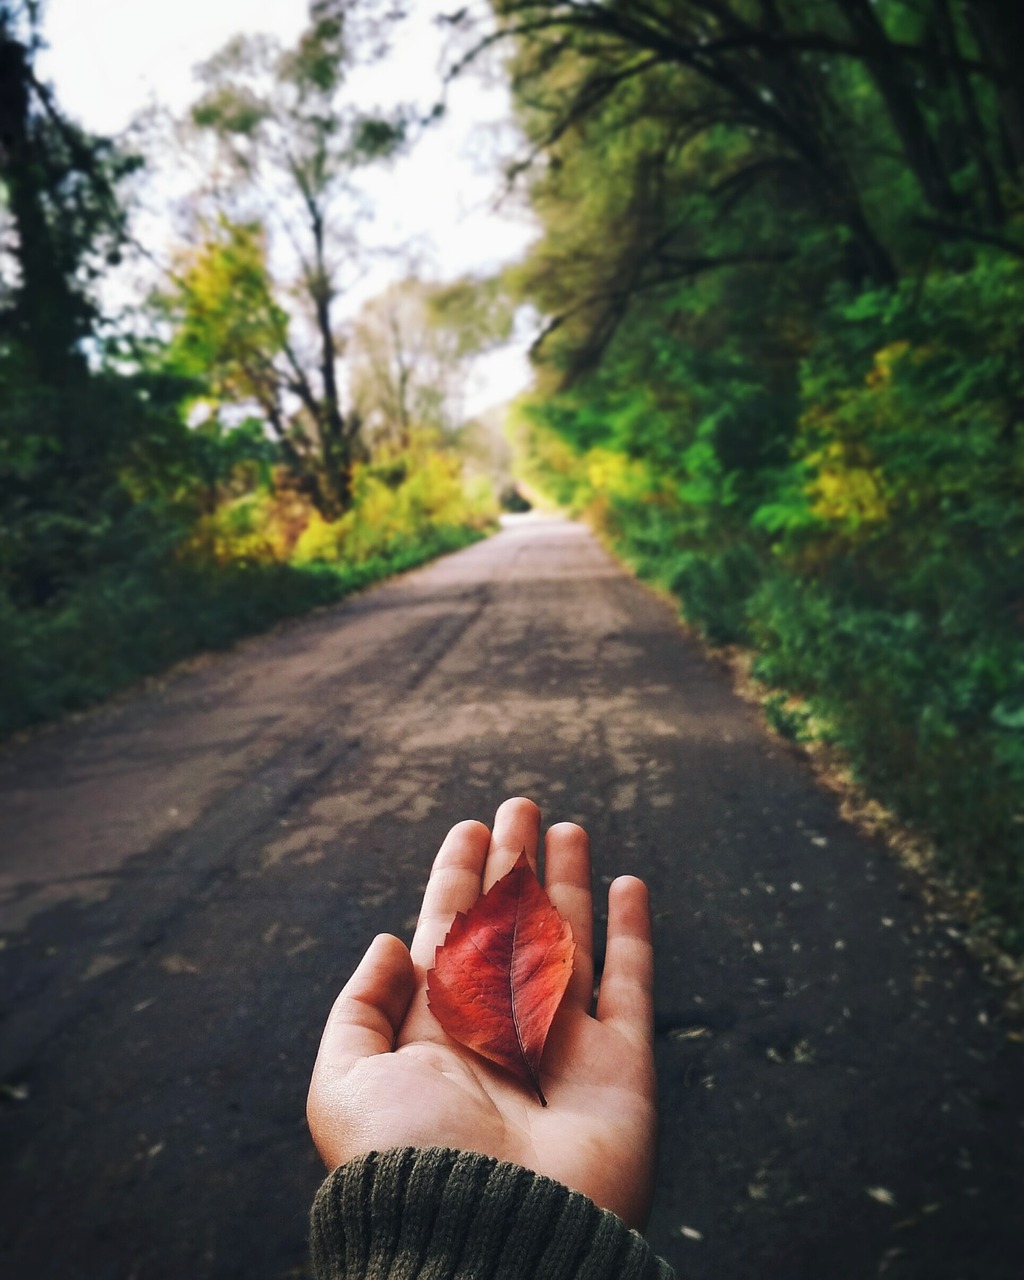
[1, 514, 1021, 1278]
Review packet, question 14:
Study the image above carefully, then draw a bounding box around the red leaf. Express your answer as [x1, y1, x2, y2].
[427, 853, 575, 1105]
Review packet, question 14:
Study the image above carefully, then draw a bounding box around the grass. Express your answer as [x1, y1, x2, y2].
[0, 524, 487, 742]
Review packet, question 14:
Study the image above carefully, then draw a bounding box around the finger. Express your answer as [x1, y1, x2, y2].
[312, 933, 416, 1075]
[482, 796, 541, 890]
[409, 818, 491, 970]
[595, 876, 655, 1045]
[544, 822, 594, 1012]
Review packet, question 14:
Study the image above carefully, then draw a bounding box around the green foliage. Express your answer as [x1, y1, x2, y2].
[160, 220, 290, 410]
[1, 418, 495, 741]
[749, 576, 1024, 948]
[0, 349, 195, 603]
[0, 7, 498, 744]
[2, 428, 493, 737]
[0, 523, 486, 742]
[182, 8, 409, 517]
[518, 256, 1024, 948]
[1, 3, 142, 377]
[761, 692, 816, 745]
[294, 441, 496, 564]
[500, 0, 1024, 946]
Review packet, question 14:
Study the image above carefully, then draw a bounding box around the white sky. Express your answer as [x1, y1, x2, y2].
[37, 0, 537, 409]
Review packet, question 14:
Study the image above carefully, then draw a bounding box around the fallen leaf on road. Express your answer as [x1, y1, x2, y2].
[427, 853, 574, 1105]
[879, 1246, 909, 1274]
[81, 953, 127, 982]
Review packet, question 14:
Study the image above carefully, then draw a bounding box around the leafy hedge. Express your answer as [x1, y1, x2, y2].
[514, 258, 1024, 951]
[0, 523, 485, 741]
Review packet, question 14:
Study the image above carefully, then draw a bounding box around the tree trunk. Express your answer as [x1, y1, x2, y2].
[0, 30, 85, 377]
[932, 0, 1002, 224]
[964, 0, 1024, 176]
[835, 0, 962, 216]
[308, 205, 355, 518]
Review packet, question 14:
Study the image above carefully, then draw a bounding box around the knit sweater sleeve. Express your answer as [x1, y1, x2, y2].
[310, 1147, 676, 1280]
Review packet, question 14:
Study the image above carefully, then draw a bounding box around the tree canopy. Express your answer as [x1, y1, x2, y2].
[462, 0, 1024, 945]
[0, 1, 502, 736]
[2, 0, 1021, 945]
[183, 0, 407, 514]
[462, 0, 1023, 375]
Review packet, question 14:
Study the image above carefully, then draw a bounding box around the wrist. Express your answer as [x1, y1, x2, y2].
[311, 1146, 674, 1280]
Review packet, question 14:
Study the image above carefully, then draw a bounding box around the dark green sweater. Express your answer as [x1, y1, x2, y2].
[310, 1147, 675, 1280]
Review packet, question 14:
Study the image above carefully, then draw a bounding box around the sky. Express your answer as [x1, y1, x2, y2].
[36, 0, 537, 409]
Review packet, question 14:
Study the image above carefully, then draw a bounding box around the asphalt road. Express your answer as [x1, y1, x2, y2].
[1, 514, 1021, 1279]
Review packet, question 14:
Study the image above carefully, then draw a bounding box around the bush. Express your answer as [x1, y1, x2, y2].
[0, 436, 497, 742]
[0, 524, 487, 742]
[749, 574, 1024, 948]
[516, 257, 1024, 950]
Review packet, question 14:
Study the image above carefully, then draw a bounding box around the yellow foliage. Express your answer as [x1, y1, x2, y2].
[293, 442, 495, 565]
[806, 443, 889, 525]
[798, 342, 913, 532]
[865, 340, 910, 387]
[188, 486, 311, 564]
[292, 509, 349, 563]
[187, 440, 494, 569]
[586, 447, 631, 494]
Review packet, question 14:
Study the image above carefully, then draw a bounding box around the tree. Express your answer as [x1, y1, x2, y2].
[446, 0, 1022, 372]
[471, 2, 1024, 936]
[0, 1, 135, 378]
[0, 1, 177, 605]
[183, 0, 405, 516]
[348, 274, 514, 451]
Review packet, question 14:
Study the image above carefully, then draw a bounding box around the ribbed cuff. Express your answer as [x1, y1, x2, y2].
[310, 1147, 675, 1280]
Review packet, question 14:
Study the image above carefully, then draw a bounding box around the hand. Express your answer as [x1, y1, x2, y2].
[307, 796, 658, 1230]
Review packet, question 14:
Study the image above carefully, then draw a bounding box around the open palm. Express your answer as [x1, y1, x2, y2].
[307, 797, 658, 1229]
